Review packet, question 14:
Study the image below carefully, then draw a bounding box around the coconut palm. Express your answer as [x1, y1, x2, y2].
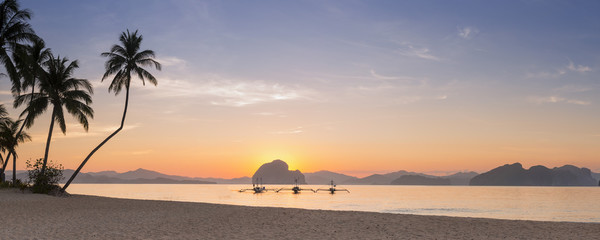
[62, 29, 161, 191]
[14, 54, 93, 176]
[0, 117, 30, 182]
[0, 39, 50, 176]
[0, 0, 36, 93]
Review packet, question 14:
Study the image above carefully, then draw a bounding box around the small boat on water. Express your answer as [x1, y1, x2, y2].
[276, 179, 315, 194]
[316, 180, 349, 194]
[239, 178, 276, 193]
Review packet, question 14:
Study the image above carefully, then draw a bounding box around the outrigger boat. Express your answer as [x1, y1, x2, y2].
[276, 179, 315, 194]
[239, 178, 276, 193]
[316, 180, 349, 194]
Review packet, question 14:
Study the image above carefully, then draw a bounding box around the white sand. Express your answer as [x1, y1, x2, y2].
[1, 189, 598, 239]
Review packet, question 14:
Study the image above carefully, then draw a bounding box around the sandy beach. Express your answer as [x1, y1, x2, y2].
[1, 189, 598, 239]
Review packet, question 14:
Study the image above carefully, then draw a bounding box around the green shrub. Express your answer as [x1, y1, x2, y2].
[0, 179, 29, 190]
[26, 158, 64, 194]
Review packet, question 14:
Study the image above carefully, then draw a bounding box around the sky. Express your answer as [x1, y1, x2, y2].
[1, 0, 599, 178]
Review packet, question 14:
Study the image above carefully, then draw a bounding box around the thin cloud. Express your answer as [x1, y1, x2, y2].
[0, 90, 11, 95]
[369, 69, 416, 81]
[351, 77, 450, 105]
[567, 60, 592, 73]
[271, 127, 303, 135]
[527, 96, 590, 105]
[457, 26, 479, 40]
[524, 71, 562, 79]
[130, 150, 152, 155]
[254, 112, 287, 118]
[156, 56, 187, 67]
[396, 42, 440, 61]
[525, 60, 592, 79]
[207, 82, 302, 107]
[150, 75, 314, 107]
[553, 85, 592, 93]
[29, 123, 142, 143]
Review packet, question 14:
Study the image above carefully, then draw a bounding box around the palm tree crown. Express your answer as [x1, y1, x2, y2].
[13, 37, 50, 93]
[0, 0, 36, 93]
[15, 54, 94, 133]
[0, 117, 30, 158]
[101, 29, 161, 94]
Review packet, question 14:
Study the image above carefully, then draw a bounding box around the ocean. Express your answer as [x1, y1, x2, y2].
[66, 184, 600, 223]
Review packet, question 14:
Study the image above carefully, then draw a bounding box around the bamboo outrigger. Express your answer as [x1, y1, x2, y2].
[276, 179, 315, 194]
[239, 178, 277, 193]
[316, 180, 349, 194]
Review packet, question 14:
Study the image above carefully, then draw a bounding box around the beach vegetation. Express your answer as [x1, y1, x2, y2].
[26, 158, 63, 193]
[62, 29, 161, 192]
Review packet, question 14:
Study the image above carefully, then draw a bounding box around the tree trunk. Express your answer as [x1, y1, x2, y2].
[0, 153, 5, 179]
[0, 84, 35, 176]
[12, 152, 16, 183]
[0, 153, 4, 182]
[61, 85, 130, 192]
[41, 107, 57, 176]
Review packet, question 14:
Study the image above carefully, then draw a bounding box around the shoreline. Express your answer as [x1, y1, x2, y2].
[1, 189, 598, 239]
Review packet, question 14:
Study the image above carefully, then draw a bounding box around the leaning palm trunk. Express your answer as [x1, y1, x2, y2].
[62, 85, 130, 192]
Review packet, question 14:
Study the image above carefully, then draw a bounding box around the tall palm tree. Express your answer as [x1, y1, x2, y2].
[0, 0, 36, 93]
[0, 39, 49, 176]
[62, 29, 161, 191]
[0, 117, 30, 182]
[15, 54, 93, 176]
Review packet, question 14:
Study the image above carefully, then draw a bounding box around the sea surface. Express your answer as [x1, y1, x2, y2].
[66, 184, 600, 223]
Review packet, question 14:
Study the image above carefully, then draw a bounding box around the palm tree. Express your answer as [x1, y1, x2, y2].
[62, 29, 161, 192]
[14, 54, 93, 176]
[0, 0, 36, 93]
[0, 117, 30, 182]
[0, 39, 50, 176]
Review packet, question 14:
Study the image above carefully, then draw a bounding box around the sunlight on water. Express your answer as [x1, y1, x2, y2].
[66, 184, 600, 223]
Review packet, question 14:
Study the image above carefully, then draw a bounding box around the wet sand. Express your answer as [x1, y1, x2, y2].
[1, 189, 598, 239]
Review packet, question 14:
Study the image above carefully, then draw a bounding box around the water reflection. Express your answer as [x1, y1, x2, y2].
[66, 184, 600, 223]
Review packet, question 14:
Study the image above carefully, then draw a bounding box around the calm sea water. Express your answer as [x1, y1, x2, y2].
[66, 184, 600, 223]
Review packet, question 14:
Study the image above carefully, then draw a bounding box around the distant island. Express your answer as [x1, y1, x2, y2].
[391, 175, 451, 185]
[252, 159, 306, 184]
[470, 163, 598, 186]
[4, 161, 599, 186]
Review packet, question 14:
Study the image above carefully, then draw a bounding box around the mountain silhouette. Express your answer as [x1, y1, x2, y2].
[391, 175, 451, 185]
[252, 159, 306, 184]
[470, 163, 598, 186]
[304, 170, 358, 184]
